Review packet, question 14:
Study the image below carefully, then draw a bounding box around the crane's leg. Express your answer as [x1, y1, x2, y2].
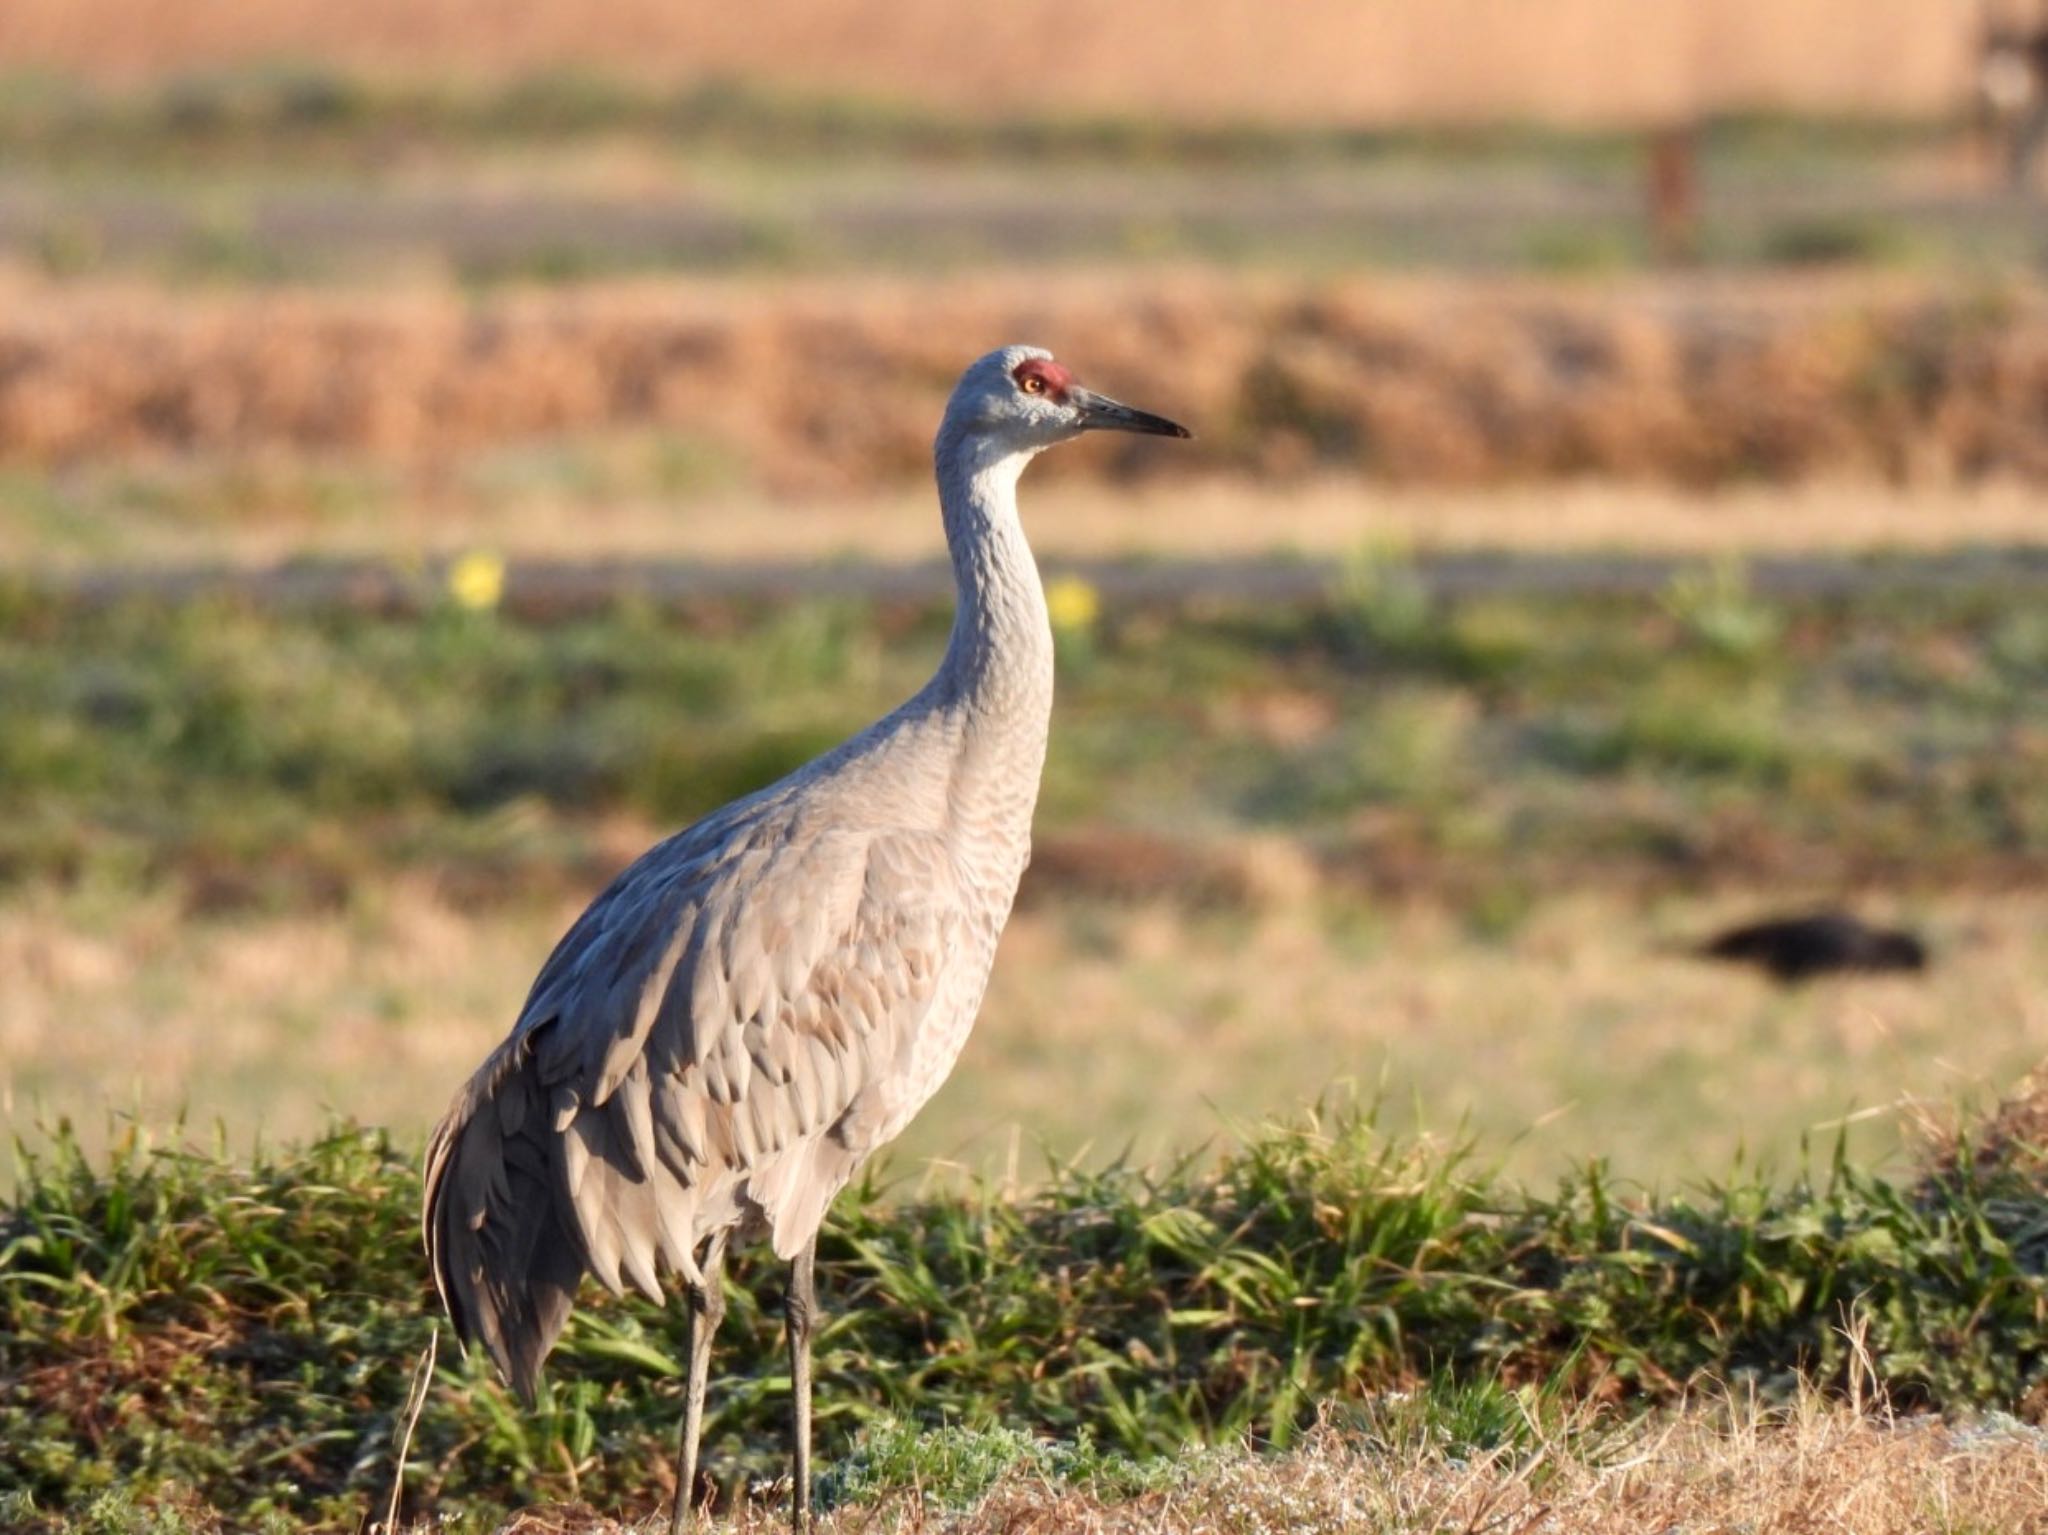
[786, 1235, 819, 1534]
[670, 1230, 729, 1535]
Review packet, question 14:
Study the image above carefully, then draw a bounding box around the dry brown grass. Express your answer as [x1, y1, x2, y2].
[858, 1413, 2048, 1535]
[452, 1396, 2048, 1534]
[10, 272, 2048, 495]
[1928, 1060, 2048, 1183]
[10, 876, 2045, 1189]
[0, 0, 1978, 126]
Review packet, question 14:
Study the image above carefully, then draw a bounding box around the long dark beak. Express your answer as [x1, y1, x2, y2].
[1072, 387, 1192, 439]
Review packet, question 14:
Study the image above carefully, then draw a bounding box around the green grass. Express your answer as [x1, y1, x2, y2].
[3, 575, 2037, 911]
[0, 66, 1952, 173]
[3, 1107, 2046, 1530]
[0, 67, 2000, 283]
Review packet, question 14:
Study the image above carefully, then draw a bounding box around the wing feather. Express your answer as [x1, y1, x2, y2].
[422, 806, 966, 1397]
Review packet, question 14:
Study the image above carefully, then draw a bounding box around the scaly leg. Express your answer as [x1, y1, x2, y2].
[786, 1236, 819, 1534]
[670, 1230, 729, 1535]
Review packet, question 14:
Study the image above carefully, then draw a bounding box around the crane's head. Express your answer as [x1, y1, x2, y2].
[939, 345, 1191, 459]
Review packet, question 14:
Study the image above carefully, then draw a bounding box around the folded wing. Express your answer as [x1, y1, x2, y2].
[423, 812, 962, 1397]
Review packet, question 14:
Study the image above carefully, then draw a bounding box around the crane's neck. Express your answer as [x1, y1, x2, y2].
[935, 432, 1054, 719]
[930, 429, 1055, 840]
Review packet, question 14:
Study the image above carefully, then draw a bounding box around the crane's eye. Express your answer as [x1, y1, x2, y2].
[1019, 374, 1045, 395]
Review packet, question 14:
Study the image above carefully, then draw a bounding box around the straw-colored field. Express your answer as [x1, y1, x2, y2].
[11, 853, 2044, 1191]
[0, 0, 1981, 125]
[464, 1406, 2048, 1535]
[10, 273, 2048, 493]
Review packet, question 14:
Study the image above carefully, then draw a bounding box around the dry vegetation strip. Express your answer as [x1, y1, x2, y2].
[682, 1412, 2048, 1535]
[0, 0, 1973, 124]
[8, 273, 2048, 492]
[14, 881, 2047, 1187]
[410, 1408, 2048, 1533]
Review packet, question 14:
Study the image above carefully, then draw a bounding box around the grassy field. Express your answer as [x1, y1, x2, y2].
[4, 571, 2043, 1184]
[0, 91, 2006, 285]
[14, 879, 2047, 1191]
[2, 35, 2045, 1531]
[8, 1103, 2048, 1531]
[0, 53, 2022, 293]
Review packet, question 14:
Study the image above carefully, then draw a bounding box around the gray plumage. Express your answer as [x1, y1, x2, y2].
[420, 346, 1188, 1530]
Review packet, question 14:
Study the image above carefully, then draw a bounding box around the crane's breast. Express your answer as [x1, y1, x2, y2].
[506, 818, 983, 1286]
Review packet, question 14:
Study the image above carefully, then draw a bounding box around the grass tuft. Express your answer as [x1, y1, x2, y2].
[6, 1106, 2048, 1529]
[3, 586, 2036, 912]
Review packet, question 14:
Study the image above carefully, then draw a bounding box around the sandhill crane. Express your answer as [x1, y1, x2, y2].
[421, 346, 1189, 1532]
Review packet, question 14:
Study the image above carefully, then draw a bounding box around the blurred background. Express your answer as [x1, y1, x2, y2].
[1, 0, 2044, 1186]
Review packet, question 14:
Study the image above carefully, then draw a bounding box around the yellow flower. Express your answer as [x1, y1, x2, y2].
[448, 550, 506, 613]
[1045, 574, 1100, 634]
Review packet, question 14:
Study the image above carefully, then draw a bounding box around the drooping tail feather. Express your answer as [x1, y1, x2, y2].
[421, 1035, 588, 1402]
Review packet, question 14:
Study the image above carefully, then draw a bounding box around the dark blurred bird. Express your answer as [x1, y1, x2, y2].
[1695, 909, 1928, 984]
